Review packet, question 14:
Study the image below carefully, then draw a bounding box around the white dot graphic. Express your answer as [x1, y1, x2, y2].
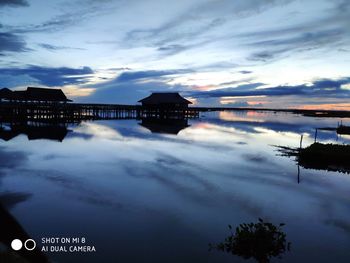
[11, 239, 23, 251]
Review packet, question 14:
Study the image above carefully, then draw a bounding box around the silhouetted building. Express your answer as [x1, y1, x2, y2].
[26, 87, 72, 102]
[138, 92, 192, 108]
[0, 87, 72, 103]
[12, 90, 27, 101]
[0, 88, 13, 101]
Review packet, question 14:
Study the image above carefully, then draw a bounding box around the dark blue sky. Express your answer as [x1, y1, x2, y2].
[0, 0, 349, 109]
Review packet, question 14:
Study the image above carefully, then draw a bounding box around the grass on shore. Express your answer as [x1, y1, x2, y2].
[299, 143, 350, 172]
[275, 142, 350, 173]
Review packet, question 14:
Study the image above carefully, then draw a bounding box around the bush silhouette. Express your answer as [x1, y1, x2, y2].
[210, 218, 290, 263]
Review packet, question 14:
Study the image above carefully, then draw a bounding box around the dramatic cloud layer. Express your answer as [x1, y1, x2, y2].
[115, 70, 191, 83]
[0, 0, 28, 7]
[192, 78, 350, 98]
[0, 0, 349, 108]
[0, 32, 27, 53]
[0, 66, 93, 86]
[85, 69, 189, 104]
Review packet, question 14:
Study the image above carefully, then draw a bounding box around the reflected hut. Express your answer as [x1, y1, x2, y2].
[138, 92, 193, 119]
[0, 127, 20, 141]
[139, 118, 190, 135]
[0, 124, 69, 142]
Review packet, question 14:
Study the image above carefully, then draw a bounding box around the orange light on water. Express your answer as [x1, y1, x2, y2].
[298, 103, 350, 111]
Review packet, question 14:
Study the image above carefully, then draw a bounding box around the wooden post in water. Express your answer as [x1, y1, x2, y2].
[314, 128, 318, 143]
[297, 134, 303, 184]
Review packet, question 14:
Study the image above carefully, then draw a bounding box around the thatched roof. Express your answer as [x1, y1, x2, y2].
[0, 88, 13, 100]
[26, 87, 71, 102]
[0, 87, 71, 102]
[12, 91, 27, 100]
[138, 92, 192, 105]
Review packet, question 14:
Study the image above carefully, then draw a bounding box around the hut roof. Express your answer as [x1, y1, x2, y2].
[3, 87, 72, 102]
[26, 87, 71, 102]
[0, 88, 13, 99]
[138, 92, 192, 105]
[12, 90, 27, 100]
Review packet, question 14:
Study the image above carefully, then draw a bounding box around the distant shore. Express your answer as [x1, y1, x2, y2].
[69, 103, 350, 118]
[2, 100, 350, 118]
[190, 106, 350, 118]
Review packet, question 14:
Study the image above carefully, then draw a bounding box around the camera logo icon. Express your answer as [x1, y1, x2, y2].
[11, 239, 36, 251]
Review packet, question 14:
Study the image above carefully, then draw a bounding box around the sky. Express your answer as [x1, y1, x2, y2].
[0, 0, 350, 109]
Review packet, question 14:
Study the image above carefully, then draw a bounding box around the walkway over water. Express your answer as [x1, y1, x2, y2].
[0, 102, 199, 122]
[1, 101, 350, 123]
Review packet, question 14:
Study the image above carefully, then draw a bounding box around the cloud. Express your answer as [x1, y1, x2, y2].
[194, 61, 240, 71]
[12, 13, 81, 33]
[0, 0, 28, 7]
[246, 29, 345, 61]
[218, 78, 257, 87]
[0, 32, 27, 53]
[125, 16, 223, 49]
[191, 77, 350, 99]
[0, 0, 349, 109]
[6, 1, 118, 34]
[115, 69, 191, 82]
[0, 146, 28, 169]
[38, 43, 85, 51]
[124, 0, 294, 56]
[82, 80, 178, 104]
[157, 44, 190, 56]
[81, 69, 190, 104]
[238, 1, 350, 63]
[222, 101, 250, 107]
[239, 70, 252, 74]
[249, 29, 344, 48]
[248, 49, 288, 62]
[0, 65, 94, 87]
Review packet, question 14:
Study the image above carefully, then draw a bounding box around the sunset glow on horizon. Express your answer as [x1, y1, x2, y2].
[0, 0, 349, 109]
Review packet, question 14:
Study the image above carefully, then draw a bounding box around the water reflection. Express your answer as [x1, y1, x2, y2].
[0, 145, 47, 262]
[139, 118, 190, 134]
[0, 194, 48, 263]
[213, 111, 350, 143]
[0, 123, 69, 142]
[0, 111, 349, 263]
[210, 219, 290, 263]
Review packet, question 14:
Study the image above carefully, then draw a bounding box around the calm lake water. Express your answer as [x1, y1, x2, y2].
[1, 111, 350, 263]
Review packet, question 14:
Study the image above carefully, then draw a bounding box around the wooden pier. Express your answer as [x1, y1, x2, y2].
[0, 102, 200, 122]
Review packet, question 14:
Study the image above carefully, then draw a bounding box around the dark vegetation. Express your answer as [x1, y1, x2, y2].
[299, 143, 350, 172]
[209, 218, 290, 263]
[337, 125, 350, 135]
[276, 142, 350, 173]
